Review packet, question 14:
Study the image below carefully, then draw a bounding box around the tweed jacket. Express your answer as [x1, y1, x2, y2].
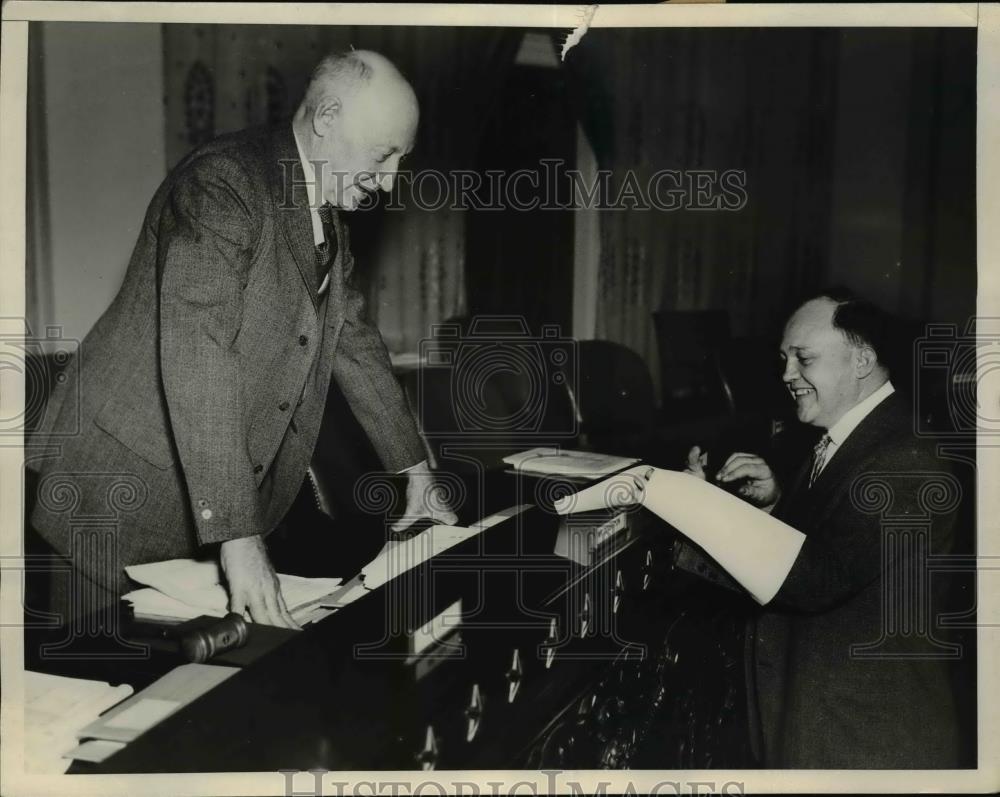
[30, 124, 425, 595]
[674, 393, 962, 767]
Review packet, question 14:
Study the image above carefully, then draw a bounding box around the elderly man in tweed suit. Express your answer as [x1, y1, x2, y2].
[31, 51, 455, 628]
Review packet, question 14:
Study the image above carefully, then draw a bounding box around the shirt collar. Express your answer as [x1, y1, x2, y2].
[292, 126, 325, 247]
[826, 379, 895, 447]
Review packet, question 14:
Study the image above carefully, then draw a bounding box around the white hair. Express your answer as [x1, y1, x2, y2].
[300, 51, 374, 113]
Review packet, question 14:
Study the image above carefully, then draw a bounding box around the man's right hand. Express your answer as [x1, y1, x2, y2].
[685, 445, 709, 479]
[715, 452, 780, 510]
[219, 535, 300, 629]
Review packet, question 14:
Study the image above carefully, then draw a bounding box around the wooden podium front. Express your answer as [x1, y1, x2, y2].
[33, 471, 755, 772]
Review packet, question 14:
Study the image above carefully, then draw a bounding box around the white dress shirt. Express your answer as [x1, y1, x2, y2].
[815, 379, 895, 477]
[293, 128, 429, 479]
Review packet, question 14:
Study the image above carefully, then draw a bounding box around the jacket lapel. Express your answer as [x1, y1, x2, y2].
[268, 125, 320, 309]
[799, 394, 902, 525]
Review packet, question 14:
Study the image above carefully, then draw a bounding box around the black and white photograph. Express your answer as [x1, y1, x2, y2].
[1, 2, 997, 794]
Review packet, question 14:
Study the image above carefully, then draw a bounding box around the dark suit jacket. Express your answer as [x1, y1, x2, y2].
[29, 124, 425, 602]
[678, 393, 963, 767]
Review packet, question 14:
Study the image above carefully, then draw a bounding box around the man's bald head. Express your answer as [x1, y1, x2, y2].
[299, 50, 416, 119]
[294, 50, 419, 210]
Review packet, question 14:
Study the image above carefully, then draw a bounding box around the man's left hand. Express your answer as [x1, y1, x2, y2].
[715, 452, 780, 511]
[390, 461, 458, 532]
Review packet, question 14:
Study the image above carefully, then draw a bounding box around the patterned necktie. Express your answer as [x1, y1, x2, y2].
[315, 203, 338, 288]
[809, 434, 832, 488]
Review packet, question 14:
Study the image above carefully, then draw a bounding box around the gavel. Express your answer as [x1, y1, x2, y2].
[125, 610, 249, 663]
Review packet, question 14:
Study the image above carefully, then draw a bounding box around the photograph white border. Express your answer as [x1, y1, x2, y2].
[1, 3, 997, 795]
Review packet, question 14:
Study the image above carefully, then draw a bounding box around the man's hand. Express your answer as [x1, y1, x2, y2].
[390, 460, 459, 533]
[715, 452, 780, 510]
[553, 465, 653, 515]
[685, 445, 709, 479]
[219, 535, 300, 629]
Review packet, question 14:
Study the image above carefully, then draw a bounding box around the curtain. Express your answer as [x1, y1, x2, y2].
[564, 29, 840, 393]
[26, 24, 53, 340]
[163, 24, 521, 353]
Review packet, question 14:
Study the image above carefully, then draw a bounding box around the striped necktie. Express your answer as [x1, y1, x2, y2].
[315, 203, 338, 288]
[808, 434, 832, 488]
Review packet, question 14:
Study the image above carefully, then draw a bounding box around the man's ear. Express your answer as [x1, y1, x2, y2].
[855, 345, 877, 378]
[312, 95, 342, 137]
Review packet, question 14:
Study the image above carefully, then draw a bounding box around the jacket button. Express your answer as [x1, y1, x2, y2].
[253, 464, 263, 474]
[279, 401, 290, 411]
[299, 335, 308, 346]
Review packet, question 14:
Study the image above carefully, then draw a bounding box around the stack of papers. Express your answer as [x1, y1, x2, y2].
[503, 448, 639, 478]
[123, 558, 341, 626]
[23, 671, 133, 773]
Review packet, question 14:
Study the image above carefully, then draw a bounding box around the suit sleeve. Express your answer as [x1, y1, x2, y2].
[329, 230, 426, 473]
[158, 155, 262, 545]
[770, 450, 957, 613]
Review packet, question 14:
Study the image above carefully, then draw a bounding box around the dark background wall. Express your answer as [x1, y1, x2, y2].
[28, 25, 976, 386]
[552, 27, 976, 364]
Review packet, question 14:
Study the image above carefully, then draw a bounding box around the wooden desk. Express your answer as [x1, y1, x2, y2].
[37, 472, 754, 772]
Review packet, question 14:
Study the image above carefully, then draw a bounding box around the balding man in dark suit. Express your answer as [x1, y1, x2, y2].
[30, 51, 455, 629]
[686, 290, 963, 767]
[558, 289, 965, 767]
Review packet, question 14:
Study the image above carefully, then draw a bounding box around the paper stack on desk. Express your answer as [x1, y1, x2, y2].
[23, 671, 133, 773]
[503, 447, 639, 478]
[123, 558, 341, 625]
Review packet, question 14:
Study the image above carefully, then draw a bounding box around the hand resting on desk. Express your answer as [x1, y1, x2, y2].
[219, 535, 301, 630]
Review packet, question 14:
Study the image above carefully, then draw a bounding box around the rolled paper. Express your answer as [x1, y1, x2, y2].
[551, 466, 650, 515]
[554, 467, 805, 605]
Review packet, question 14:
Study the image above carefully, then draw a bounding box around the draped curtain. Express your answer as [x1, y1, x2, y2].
[163, 24, 521, 353]
[163, 25, 842, 374]
[564, 29, 839, 392]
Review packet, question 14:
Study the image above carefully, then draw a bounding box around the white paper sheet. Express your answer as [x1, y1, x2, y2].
[76, 663, 238, 744]
[554, 466, 805, 605]
[471, 503, 533, 530]
[503, 447, 639, 477]
[123, 558, 342, 624]
[23, 671, 133, 773]
[63, 739, 127, 764]
[104, 698, 179, 730]
[360, 525, 483, 590]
